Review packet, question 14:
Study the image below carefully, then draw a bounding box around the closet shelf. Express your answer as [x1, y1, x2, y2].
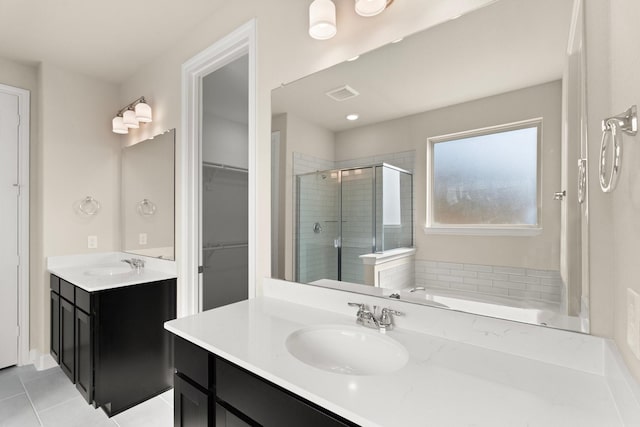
[203, 242, 248, 251]
[203, 161, 248, 173]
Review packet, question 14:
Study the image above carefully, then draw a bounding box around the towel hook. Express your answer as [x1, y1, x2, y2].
[599, 105, 637, 193]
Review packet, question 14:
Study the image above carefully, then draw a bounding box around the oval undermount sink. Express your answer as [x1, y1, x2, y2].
[84, 265, 134, 277]
[285, 325, 409, 376]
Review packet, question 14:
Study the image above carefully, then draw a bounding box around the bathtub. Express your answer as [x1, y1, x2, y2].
[397, 286, 582, 330]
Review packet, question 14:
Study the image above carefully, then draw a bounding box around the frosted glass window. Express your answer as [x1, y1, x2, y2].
[431, 124, 539, 226]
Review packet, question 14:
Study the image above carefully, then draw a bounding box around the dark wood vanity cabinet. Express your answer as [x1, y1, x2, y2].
[50, 274, 176, 416]
[172, 336, 359, 427]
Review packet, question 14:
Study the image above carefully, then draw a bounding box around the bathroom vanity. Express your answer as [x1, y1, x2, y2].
[165, 279, 633, 427]
[48, 254, 177, 417]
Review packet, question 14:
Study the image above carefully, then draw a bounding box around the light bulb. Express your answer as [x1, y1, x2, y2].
[123, 110, 139, 129]
[112, 116, 128, 134]
[135, 101, 153, 123]
[355, 0, 386, 17]
[309, 0, 337, 40]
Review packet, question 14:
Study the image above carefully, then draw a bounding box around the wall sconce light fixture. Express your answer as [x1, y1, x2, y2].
[309, 0, 394, 40]
[112, 96, 153, 134]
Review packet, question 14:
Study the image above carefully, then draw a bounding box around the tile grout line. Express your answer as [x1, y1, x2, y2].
[0, 391, 27, 404]
[20, 367, 63, 385]
[36, 395, 84, 416]
[17, 373, 44, 427]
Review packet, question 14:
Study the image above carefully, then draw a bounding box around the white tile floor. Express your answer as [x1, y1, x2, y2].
[0, 365, 173, 427]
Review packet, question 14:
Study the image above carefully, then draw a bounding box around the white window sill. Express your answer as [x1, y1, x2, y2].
[423, 226, 542, 237]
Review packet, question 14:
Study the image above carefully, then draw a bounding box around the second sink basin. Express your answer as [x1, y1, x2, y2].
[84, 265, 134, 277]
[285, 325, 409, 376]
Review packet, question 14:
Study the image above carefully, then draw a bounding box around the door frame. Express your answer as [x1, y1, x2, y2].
[0, 83, 30, 365]
[180, 20, 257, 316]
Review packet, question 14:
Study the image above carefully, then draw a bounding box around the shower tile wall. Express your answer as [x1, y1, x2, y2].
[336, 150, 415, 173]
[341, 169, 374, 284]
[414, 260, 563, 304]
[294, 151, 415, 284]
[294, 153, 338, 283]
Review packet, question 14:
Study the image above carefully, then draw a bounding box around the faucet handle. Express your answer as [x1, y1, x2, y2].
[379, 307, 403, 330]
[382, 308, 403, 316]
[348, 302, 366, 312]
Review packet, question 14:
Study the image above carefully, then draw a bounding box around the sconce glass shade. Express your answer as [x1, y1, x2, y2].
[123, 109, 140, 129]
[135, 101, 153, 123]
[355, 0, 386, 17]
[112, 116, 128, 134]
[309, 0, 337, 40]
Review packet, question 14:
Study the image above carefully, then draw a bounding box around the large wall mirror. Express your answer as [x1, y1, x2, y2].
[122, 129, 176, 260]
[271, 0, 589, 333]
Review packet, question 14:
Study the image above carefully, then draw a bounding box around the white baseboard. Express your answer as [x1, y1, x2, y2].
[29, 349, 58, 371]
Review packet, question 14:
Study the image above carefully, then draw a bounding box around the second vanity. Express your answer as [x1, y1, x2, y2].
[165, 279, 635, 427]
[48, 252, 177, 417]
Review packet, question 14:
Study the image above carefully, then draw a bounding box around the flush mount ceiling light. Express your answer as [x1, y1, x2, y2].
[354, 0, 387, 17]
[309, 0, 394, 40]
[111, 96, 153, 134]
[346, 113, 359, 121]
[309, 0, 337, 40]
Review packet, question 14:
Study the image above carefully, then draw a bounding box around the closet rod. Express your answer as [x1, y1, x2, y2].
[203, 161, 248, 173]
[203, 242, 248, 251]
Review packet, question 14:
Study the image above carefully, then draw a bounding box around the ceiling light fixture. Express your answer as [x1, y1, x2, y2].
[355, 0, 387, 17]
[112, 97, 153, 134]
[309, 0, 394, 40]
[346, 113, 359, 121]
[309, 0, 337, 40]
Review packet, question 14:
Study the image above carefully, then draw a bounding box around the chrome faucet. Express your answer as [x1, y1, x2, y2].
[122, 258, 145, 273]
[348, 302, 403, 332]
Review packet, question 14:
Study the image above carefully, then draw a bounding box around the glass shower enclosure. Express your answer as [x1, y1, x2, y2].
[296, 163, 413, 284]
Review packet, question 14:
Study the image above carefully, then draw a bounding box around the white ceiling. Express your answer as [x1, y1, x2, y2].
[0, 0, 226, 83]
[272, 0, 574, 132]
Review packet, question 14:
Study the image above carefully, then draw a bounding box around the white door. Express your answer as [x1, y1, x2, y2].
[0, 90, 19, 369]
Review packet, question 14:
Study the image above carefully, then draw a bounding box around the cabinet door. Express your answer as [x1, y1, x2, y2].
[75, 308, 92, 403]
[215, 403, 254, 427]
[50, 292, 60, 363]
[174, 374, 213, 427]
[59, 298, 75, 382]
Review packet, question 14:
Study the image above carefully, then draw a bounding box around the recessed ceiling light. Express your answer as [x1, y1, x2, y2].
[346, 114, 359, 121]
[347, 55, 360, 62]
[391, 37, 404, 44]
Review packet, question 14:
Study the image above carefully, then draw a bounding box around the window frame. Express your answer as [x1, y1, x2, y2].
[424, 118, 543, 236]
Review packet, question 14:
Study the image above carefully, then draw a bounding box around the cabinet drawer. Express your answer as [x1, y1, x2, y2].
[216, 358, 355, 427]
[175, 336, 214, 390]
[75, 287, 90, 314]
[50, 275, 60, 293]
[60, 279, 75, 303]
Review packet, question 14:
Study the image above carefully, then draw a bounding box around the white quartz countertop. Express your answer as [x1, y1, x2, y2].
[49, 265, 176, 292]
[47, 252, 177, 292]
[164, 297, 622, 427]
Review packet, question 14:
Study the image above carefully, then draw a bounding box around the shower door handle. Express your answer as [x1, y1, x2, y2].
[198, 265, 204, 274]
[553, 190, 566, 201]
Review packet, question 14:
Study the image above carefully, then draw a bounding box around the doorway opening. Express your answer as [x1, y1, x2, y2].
[180, 21, 256, 315]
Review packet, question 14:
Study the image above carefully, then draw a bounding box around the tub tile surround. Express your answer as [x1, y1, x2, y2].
[164, 278, 640, 426]
[415, 259, 564, 304]
[47, 252, 177, 292]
